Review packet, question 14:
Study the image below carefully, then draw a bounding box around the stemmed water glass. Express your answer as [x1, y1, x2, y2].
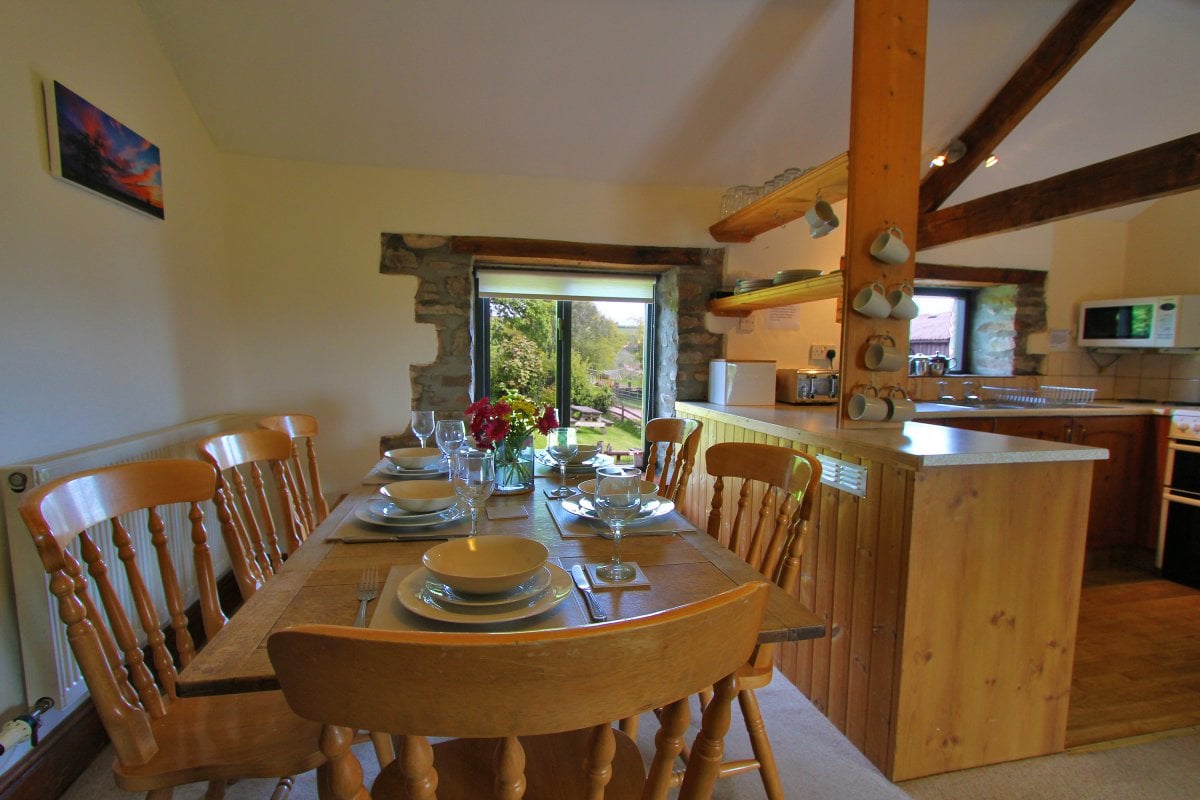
[593, 465, 643, 582]
[451, 449, 496, 537]
[545, 427, 578, 498]
[411, 410, 436, 448]
[435, 419, 466, 478]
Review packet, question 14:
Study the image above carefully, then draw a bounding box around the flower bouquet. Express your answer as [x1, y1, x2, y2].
[465, 393, 558, 494]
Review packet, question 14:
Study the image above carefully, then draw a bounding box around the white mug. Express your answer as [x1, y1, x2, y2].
[885, 387, 916, 421]
[865, 335, 904, 372]
[806, 199, 839, 239]
[848, 386, 888, 421]
[852, 282, 891, 319]
[870, 226, 910, 264]
[888, 283, 919, 320]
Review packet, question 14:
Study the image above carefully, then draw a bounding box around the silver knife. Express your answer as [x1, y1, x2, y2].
[570, 564, 607, 622]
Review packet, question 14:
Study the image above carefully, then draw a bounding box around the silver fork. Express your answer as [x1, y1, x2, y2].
[353, 566, 382, 627]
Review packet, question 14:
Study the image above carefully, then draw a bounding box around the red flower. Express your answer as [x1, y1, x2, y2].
[536, 406, 558, 433]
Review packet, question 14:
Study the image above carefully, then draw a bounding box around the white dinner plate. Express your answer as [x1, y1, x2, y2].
[423, 566, 553, 610]
[397, 564, 571, 624]
[363, 497, 454, 523]
[377, 460, 448, 479]
[355, 500, 467, 529]
[536, 451, 615, 473]
[560, 496, 676, 526]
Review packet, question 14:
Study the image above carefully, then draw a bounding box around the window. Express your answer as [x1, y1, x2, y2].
[473, 269, 656, 454]
[909, 289, 972, 371]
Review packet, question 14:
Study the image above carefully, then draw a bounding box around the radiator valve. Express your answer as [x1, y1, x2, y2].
[0, 698, 53, 756]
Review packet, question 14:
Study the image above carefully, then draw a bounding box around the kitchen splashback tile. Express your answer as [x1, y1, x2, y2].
[1168, 379, 1200, 404]
[1171, 355, 1200, 380]
[1141, 353, 1172, 379]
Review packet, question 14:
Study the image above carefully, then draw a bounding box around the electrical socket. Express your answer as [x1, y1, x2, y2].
[809, 344, 837, 363]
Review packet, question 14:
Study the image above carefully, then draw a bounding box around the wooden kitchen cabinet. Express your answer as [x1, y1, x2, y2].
[920, 416, 997, 433]
[991, 415, 1155, 549]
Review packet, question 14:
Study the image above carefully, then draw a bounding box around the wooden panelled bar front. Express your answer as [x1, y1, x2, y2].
[676, 402, 1098, 780]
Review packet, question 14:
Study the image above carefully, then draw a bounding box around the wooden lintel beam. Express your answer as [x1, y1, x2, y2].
[918, 0, 1135, 213]
[918, 132, 1200, 249]
[450, 236, 705, 268]
[915, 263, 1047, 287]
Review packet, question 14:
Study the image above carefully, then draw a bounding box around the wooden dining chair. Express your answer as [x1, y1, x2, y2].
[697, 441, 822, 800]
[197, 428, 307, 602]
[268, 581, 771, 800]
[258, 413, 330, 530]
[18, 459, 327, 800]
[642, 417, 702, 506]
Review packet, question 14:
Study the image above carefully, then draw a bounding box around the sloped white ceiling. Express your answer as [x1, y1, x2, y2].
[140, 0, 1198, 213]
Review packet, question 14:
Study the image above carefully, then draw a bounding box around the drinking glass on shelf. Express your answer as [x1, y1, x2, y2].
[435, 419, 466, 478]
[411, 410, 436, 448]
[593, 466, 642, 582]
[451, 449, 495, 537]
[545, 427, 579, 499]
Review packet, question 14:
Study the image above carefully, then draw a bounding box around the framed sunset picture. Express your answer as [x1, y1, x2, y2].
[44, 80, 164, 219]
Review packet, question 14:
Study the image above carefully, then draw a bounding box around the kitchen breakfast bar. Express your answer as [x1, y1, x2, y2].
[673, 401, 1108, 781]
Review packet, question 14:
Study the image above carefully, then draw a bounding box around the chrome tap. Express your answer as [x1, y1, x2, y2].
[961, 381, 981, 404]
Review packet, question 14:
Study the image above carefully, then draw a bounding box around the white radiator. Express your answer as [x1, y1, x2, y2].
[1, 414, 254, 724]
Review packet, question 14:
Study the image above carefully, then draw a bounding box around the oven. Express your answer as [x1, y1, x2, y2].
[1158, 408, 1200, 588]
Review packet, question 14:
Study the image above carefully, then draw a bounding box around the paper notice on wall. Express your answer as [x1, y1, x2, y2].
[764, 305, 802, 330]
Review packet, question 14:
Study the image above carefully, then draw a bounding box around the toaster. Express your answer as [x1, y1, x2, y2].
[776, 369, 839, 405]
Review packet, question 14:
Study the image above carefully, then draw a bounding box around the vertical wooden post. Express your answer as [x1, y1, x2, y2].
[838, 0, 928, 428]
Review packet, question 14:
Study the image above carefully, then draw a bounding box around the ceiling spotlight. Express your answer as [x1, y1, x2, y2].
[929, 138, 967, 169]
[984, 154, 999, 168]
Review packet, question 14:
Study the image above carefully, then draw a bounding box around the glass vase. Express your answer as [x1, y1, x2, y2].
[493, 436, 535, 495]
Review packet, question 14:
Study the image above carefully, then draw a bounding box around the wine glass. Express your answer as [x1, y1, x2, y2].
[593, 465, 642, 582]
[545, 427, 578, 498]
[411, 410, 436, 448]
[451, 449, 495, 537]
[435, 419, 466, 478]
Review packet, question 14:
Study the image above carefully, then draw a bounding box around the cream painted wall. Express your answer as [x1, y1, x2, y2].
[1125, 189, 1200, 296]
[220, 156, 723, 497]
[1047, 217, 1130, 332]
[0, 0, 239, 726]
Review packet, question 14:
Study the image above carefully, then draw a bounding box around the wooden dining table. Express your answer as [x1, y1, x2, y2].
[176, 457, 826, 698]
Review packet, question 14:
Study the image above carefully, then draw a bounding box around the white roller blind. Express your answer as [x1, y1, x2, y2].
[476, 268, 655, 302]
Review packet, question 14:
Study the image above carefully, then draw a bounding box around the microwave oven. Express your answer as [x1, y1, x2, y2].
[1077, 295, 1200, 349]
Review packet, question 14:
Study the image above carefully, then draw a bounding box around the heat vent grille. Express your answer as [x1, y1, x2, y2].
[816, 454, 868, 497]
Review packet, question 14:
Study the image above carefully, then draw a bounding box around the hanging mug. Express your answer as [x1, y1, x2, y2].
[864, 334, 905, 372]
[885, 386, 916, 421]
[888, 282, 919, 320]
[848, 385, 888, 422]
[806, 198, 840, 239]
[870, 226, 910, 264]
[852, 282, 891, 319]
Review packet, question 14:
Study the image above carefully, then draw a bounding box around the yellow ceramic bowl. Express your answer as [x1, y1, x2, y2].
[422, 535, 549, 595]
[380, 480, 457, 513]
[384, 447, 444, 469]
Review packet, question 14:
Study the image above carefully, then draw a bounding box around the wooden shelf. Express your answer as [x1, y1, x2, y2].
[709, 151, 850, 243]
[707, 272, 843, 317]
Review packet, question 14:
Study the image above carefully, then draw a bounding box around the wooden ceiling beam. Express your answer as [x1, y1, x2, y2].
[918, 0, 1135, 213]
[450, 236, 705, 268]
[918, 132, 1200, 248]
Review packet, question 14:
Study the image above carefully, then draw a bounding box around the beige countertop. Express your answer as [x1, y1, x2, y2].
[677, 401, 1110, 469]
[912, 400, 1174, 418]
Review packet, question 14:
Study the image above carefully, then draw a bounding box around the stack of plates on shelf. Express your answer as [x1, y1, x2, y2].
[734, 278, 774, 294]
[560, 494, 676, 528]
[396, 563, 572, 624]
[376, 459, 447, 479]
[354, 496, 466, 531]
[774, 269, 823, 284]
[536, 450, 614, 474]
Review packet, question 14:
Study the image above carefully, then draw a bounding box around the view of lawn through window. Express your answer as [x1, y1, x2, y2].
[487, 298, 648, 459]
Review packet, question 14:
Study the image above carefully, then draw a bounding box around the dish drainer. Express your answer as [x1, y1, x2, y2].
[980, 385, 1098, 407]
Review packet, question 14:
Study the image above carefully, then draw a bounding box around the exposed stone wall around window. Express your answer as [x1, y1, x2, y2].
[970, 282, 1046, 376]
[378, 232, 724, 452]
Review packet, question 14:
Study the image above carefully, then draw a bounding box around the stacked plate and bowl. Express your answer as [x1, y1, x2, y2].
[355, 478, 467, 531]
[378, 447, 447, 479]
[397, 536, 572, 623]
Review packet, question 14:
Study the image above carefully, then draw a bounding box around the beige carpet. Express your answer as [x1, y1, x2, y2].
[59, 673, 1200, 799]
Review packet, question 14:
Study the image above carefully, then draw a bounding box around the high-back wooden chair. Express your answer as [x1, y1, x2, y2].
[700, 441, 821, 800]
[642, 417, 702, 506]
[258, 413, 330, 530]
[18, 459, 326, 799]
[197, 428, 306, 601]
[269, 582, 771, 800]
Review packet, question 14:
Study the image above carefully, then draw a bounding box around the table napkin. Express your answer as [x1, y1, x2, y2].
[545, 499, 691, 539]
